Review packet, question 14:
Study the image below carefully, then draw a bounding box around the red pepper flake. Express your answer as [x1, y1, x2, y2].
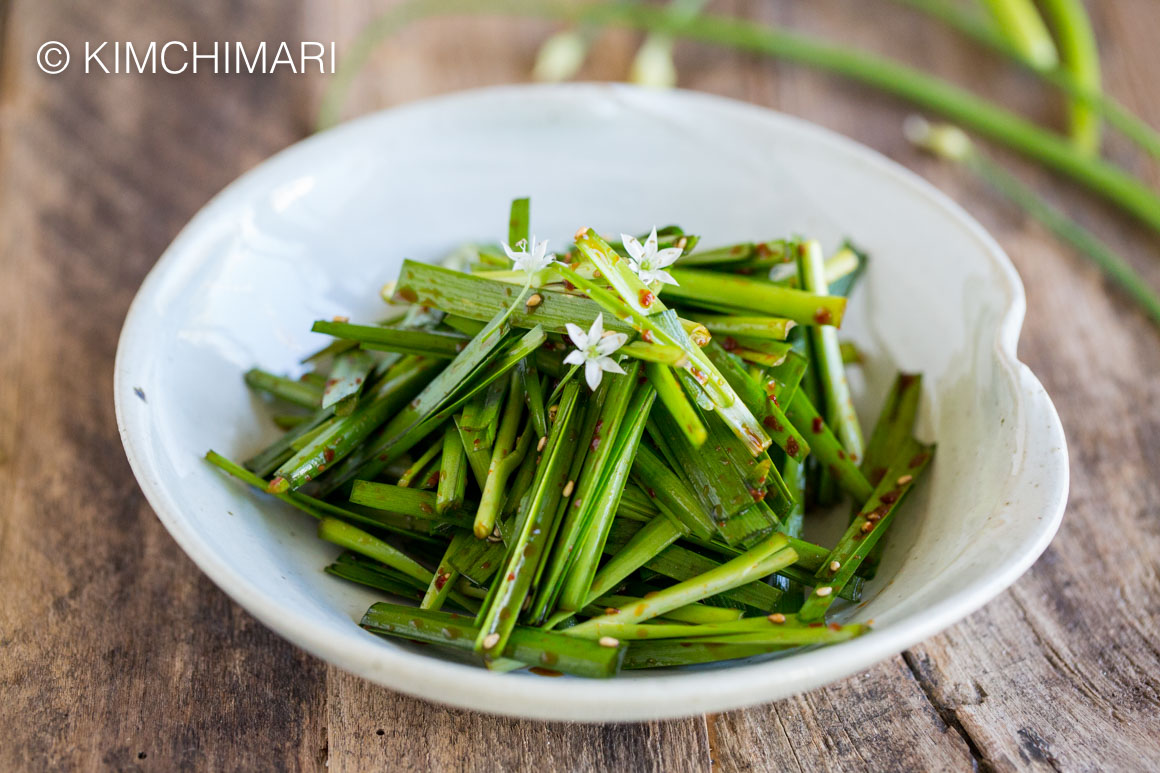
[354, 377, 363, 385]
[638, 289, 655, 308]
[880, 490, 899, 504]
[814, 307, 833, 325]
[909, 452, 930, 469]
[748, 487, 766, 501]
[809, 622, 824, 628]
[323, 448, 335, 463]
[434, 573, 448, 591]
[507, 572, 516, 581]
[811, 416, 824, 433]
[731, 245, 746, 256]
[722, 337, 739, 351]
[829, 623, 842, 632]
[642, 329, 654, 343]
[396, 287, 418, 303]
[480, 561, 490, 570]
[762, 415, 784, 433]
[837, 449, 846, 460]
[325, 378, 338, 387]
[785, 436, 800, 457]
[420, 502, 434, 514]
[564, 280, 576, 291]
[529, 667, 563, 678]
[756, 242, 772, 257]
[691, 368, 707, 384]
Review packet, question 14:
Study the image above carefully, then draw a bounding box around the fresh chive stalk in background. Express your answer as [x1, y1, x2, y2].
[907, 118, 1160, 330]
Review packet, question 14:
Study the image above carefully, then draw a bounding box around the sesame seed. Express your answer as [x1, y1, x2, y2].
[605, 608, 619, 616]
[676, 237, 688, 250]
[767, 613, 786, 624]
[861, 521, 874, 533]
[897, 474, 913, 486]
[537, 436, 547, 452]
[526, 293, 543, 308]
[574, 226, 588, 241]
[562, 480, 575, 497]
[598, 636, 620, 648]
[332, 315, 350, 323]
[815, 586, 833, 597]
[482, 633, 500, 649]
[829, 561, 841, 573]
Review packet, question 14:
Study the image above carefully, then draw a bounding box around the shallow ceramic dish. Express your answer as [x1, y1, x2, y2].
[115, 84, 1067, 721]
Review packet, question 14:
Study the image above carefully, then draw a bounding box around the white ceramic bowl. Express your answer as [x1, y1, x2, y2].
[115, 84, 1067, 721]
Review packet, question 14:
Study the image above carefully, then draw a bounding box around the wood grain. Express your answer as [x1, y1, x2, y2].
[0, 1, 327, 770]
[1, 0, 1159, 770]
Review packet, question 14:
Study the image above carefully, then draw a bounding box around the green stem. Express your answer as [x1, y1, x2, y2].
[980, 0, 1058, 70]
[1038, 0, 1102, 156]
[361, 603, 624, 678]
[889, 0, 1160, 162]
[566, 533, 795, 636]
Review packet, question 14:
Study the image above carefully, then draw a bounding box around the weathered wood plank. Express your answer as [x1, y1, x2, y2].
[708, 658, 975, 772]
[0, 1, 327, 770]
[326, 669, 710, 772]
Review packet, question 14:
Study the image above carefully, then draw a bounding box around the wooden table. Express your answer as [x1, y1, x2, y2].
[3, 1, 1159, 769]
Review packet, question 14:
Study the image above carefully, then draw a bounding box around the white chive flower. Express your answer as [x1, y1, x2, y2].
[502, 235, 560, 275]
[564, 314, 628, 391]
[622, 227, 681, 286]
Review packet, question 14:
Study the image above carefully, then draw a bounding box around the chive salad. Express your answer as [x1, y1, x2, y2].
[207, 198, 933, 677]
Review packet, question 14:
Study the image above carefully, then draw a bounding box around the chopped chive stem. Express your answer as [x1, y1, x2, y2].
[646, 362, 708, 448]
[590, 595, 744, 624]
[665, 268, 847, 327]
[798, 240, 864, 463]
[269, 357, 441, 492]
[244, 368, 325, 409]
[576, 616, 868, 641]
[312, 320, 468, 359]
[621, 341, 688, 365]
[317, 517, 432, 585]
[349, 480, 473, 527]
[566, 533, 795, 636]
[321, 349, 376, 411]
[362, 603, 624, 678]
[395, 260, 635, 336]
[436, 426, 468, 514]
[601, 526, 785, 611]
[397, 440, 442, 488]
[454, 414, 491, 489]
[475, 380, 583, 657]
[685, 313, 796, 341]
[421, 548, 459, 611]
[622, 641, 785, 669]
[508, 197, 530, 248]
[785, 390, 874, 504]
[531, 361, 642, 619]
[474, 372, 531, 538]
[799, 437, 934, 621]
[557, 384, 657, 612]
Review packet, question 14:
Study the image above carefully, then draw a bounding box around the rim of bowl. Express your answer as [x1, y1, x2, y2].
[115, 83, 1068, 722]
